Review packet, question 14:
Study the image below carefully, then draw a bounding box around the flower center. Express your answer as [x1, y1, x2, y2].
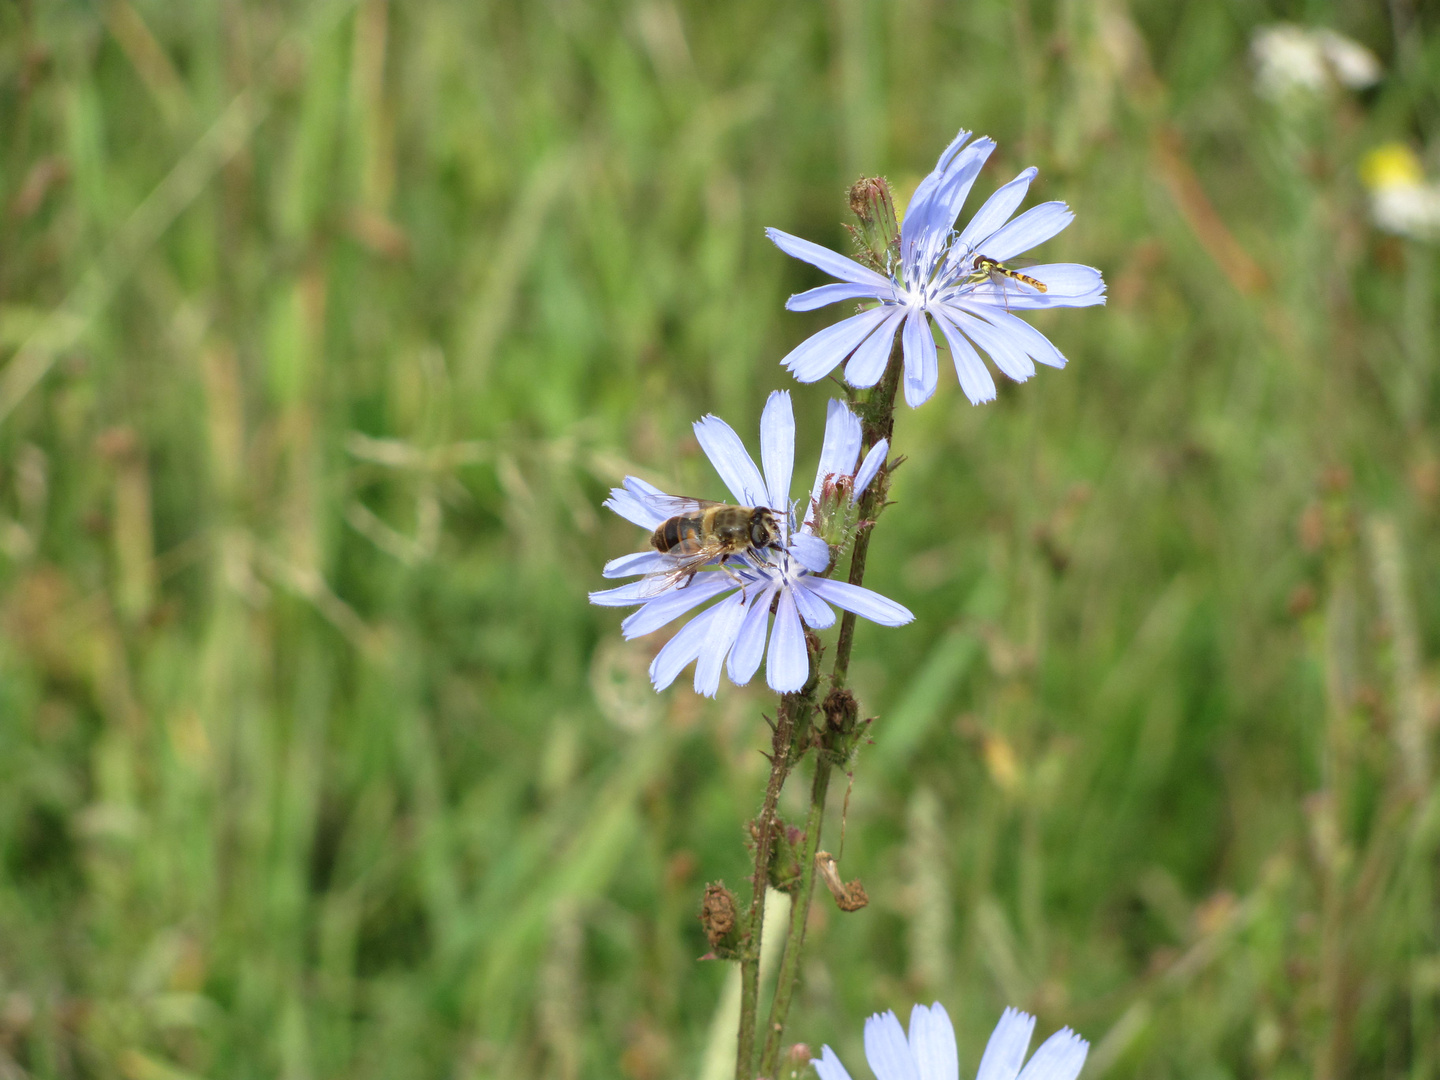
[898, 231, 980, 310]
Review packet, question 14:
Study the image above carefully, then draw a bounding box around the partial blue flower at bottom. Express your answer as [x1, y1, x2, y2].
[813, 1003, 1088, 1080]
[590, 391, 910, 696]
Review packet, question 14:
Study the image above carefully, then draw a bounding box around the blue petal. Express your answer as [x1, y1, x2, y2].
[865, 1010, 921, 1080]
[619, 573, 734, 639]
[760, 390, 795, 513]
[649, 602, 726, 691]
[957, 167, 1038, 252]
[603, 550, 669, 578]
[931, 308, 997, 405]
[791, 579, 836, 629]
[976, 1008, 1036, 1080]
[902, 308, 938, 408]
[726, 583, 775, 686]
[854, 438, 887, 497]
[932, 137, 997, 236]
[808, 400, 862, 527]
[1020, 263, 1106, 301]
[1015, 1028, 1088, 1080]
[955, 305, 1066, 369]
[905, 137, 997, 264]
[950, 309, 1035, 383]
[805, 577, 914, 626]
[765, 227, 893, 289]
[900, 128, 973, 252]
[786, 281, 885, 312]
[603, 476, 673, 529]
[782, 305, 893, 383]
[812, 1046, 856, 1080]
[693, 414, 768, 506]
[908, 1003, 958, 1080]
[844, 306, 904, 389]
[816, 398, 863, 483]
[589, 579, 654, 607]
[788, 533, 831, 573]
[693, 591, 749, 697]
[972, 264, 1105, 309]
[979, 201, 1073, 262]
[765, 588, 809, 692]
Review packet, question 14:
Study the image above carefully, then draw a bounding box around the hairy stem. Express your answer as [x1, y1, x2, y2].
[758, 338, 904, 1070]
[832, 338, 904, 687]
[735, 695, 796, 1080]
[759, 752, 833, 1074]
[736, 660, 820, 1080]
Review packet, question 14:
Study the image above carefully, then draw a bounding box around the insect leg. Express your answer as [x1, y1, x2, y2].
[719, 554, 749, 602]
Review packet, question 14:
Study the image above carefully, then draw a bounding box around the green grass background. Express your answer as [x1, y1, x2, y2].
[2, 0, 1439, 1076]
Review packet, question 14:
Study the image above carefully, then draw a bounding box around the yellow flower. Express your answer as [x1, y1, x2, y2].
[1361, 143, 1425, 192]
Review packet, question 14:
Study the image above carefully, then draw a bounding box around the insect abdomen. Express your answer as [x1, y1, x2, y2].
[651, 515, 705, 555]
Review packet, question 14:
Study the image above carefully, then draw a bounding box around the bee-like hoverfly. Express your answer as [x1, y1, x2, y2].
[639, 496, 784, 596]
[968, 254, 1048, 308]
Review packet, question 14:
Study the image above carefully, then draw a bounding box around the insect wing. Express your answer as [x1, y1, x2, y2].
[644, 494, 730, 517]
[980, 261, 1045, 311]
[635, 546, 727, 598]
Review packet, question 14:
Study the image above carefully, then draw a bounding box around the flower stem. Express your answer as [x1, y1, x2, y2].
[735, 696, 794, 1080]
[758, 338, 905, 1072]
[758, 748, 833, 1075]
[832, 337, 905, 688]
[736, 662, 820, 1080]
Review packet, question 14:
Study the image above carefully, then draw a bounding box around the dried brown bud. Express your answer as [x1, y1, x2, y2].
[822, 687, 858, 732]
[784, 1043, 814, 1077]
[699, 882, 738, 948]
[816, 851, 869, 912]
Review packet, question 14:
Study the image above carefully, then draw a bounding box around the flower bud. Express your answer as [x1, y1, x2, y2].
[809, 472, 859, 555]
[816, 850, 869, 912]
[699, 882, 740, 957]
[768, 819, 804, 894]
[784, 1043, 813, 1078]
[846, 176, 898, 269]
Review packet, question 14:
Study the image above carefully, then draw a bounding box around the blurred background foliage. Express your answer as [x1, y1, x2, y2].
[1, 0, 1439, 1077]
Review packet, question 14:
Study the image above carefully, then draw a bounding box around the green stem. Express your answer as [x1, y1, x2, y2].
[759, 752, 833, 1074]
[758, 339, 904, 1073]
[735, 694, 796, 1080]
[736, 661, 820, 1080]
[832, 337, 904, 687]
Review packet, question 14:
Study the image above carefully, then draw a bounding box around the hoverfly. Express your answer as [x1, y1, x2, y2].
[638, 496, 784, 597]
[967, 254, 1048, 310]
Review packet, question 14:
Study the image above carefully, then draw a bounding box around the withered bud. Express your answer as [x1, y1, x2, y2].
[768, 818, 804, 894]
[699, 882, 738, 949]
[816, 851, 869, 912]
[847, 176, 899, 270]
[822, 687, 858, 733]
[784, 1043, 814, 1077]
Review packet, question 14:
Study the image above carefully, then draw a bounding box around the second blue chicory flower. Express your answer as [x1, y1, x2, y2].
[590, 391, 911, 696]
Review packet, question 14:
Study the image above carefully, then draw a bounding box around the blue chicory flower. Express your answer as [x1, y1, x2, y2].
[814, 1003, 1089, 1080]
[766, 127, 1106, 408]
[590, 391, 910, 696]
